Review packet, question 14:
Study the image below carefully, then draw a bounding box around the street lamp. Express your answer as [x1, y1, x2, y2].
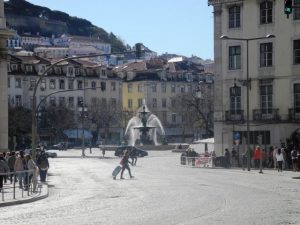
[78, 104, 88, 157]
[220, 34, 275, 171]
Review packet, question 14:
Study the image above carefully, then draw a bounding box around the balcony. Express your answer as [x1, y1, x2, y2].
[289, 108, 300, 121]
[253, 108, 280, 122]
[225, 110, 244, 123]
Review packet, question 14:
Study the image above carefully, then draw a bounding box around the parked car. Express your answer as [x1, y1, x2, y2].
[114, 146, 148, 157]
[45, 150, 58, 158]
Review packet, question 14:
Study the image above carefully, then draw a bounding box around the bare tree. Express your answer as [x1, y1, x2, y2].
[170, 82, 214, 141]
[88, 99, 122, 144]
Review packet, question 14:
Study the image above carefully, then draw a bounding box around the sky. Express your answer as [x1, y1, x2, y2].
[25, 0, 214, 60]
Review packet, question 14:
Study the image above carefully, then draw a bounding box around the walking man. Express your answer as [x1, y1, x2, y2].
[120, 149, 134, 179]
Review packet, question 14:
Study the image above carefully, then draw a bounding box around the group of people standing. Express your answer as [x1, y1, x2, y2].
[224, 145, 300, 172]
[0, 150, 49, 192]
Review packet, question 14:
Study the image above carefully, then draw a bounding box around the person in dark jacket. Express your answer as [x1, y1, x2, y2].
[7, 151, 16, 184]
[37, 151, 49, 182]
[0, 153, 9, 192]
[120, 149, 134, 179]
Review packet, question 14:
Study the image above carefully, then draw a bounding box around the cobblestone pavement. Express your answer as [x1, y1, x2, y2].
[0, 150, 299, 225]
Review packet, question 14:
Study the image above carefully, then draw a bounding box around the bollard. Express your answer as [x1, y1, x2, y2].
[13, 173, 16, 199]
[259, 149, 263, 174]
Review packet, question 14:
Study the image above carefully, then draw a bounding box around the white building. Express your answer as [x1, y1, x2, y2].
[208, 0, 300, 156]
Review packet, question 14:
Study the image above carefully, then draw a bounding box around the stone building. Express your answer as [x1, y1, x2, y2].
[209, 0, 300, 156]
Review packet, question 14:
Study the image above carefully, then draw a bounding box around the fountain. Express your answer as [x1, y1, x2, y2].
[124, 100, 165, 146]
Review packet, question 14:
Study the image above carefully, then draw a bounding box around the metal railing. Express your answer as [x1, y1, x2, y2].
[253, 108, 280, 121]
[0, 170, 43, 202]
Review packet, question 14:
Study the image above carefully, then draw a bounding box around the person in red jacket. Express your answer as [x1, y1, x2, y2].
[253, 146, 261, 169]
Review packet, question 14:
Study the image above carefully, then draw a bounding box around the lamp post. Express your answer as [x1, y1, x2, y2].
[78, 105, 88, 157]
[220, 34, 275, 171]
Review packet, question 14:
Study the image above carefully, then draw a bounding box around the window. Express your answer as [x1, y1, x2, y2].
[260, 1, 272, 24]
[101, 69, 106, 76]
[68, 97, 74, 107]
[50, 96, 56, 106]
[50, 79, 56, 89]
[77, 80, 83, 89]
[111, 98, 117, 107]
[30, 79, 36, 90]
[294, 0, 300, 20]
[68, 67, 74, 75]
[260, 43, 273, 67]
[229, 6, 240, 28]
[294, 84, 300, 113]
[15, 95, 22, 107]
[11, 64, 17, 71]
[152, 98, 157, 108]
[172, 113, 176, 123]
[111, 82, 116, 91]
[230, 86, 241, 114]
[102, 98, 107, 106]
[15, 78, 21, 88]
[171, 99, 176, 108]
[162, 111, 167, 123]
[180, 85, 185, 93]
[59, 97, 65, 106]
[161, 83, 166, 93]
[75, 68, 80, 75]
[128, 83, 133, 93]
[260, 84, 273, 114]
[68, 80, 74, 90]
[77, 97, 83, 106]
[294, 40, 300, 64]
[39, 65, 45, 74]
[40, 79, 46, 91]
[138, 98, 143, 107]
[100, 81, 106, 91]
[25, 65, 33, 73]
[91, 81, 96, 89]
[138, 84, 143, 92]
[40, 96, 46, 107]
[171, 84, 176, 93]
[162, 99, 167, 108]
[59, 79, 65, 89]
[229, 46, 241, 70]
[152, 84, 157, 92]
[128, 99, 133, 109]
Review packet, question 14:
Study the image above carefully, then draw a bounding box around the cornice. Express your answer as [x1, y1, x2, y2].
[208, 0, 244, 6]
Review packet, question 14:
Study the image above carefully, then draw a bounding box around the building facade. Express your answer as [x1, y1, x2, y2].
[209, 0, 300, 156]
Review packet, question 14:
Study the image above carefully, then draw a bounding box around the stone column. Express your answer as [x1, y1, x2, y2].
[0, 0, 13, 152]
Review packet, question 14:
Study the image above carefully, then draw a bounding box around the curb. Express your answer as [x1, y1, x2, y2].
[0, 184, 49, 207]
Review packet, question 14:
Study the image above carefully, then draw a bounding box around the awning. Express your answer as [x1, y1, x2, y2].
[63, 129, 93, 139]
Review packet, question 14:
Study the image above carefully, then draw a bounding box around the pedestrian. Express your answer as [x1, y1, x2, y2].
[102, 148, 106, 158]
[291, 147, 298, 172]
[224, 148, 230, 168]
[120, 149, 134, 179]
[273, 146, 278, 169]
[1, 152, 8, 184]
[253, 146, 261, 169]
[7, 151, 16, 184]
[129, 147, 137, 166]
[276, 148, 284, 172]
[37, 151, 49, 182]
[25, 154, 38, 192]
[14, 151, 26, 189]
[0, 153, 9, 192]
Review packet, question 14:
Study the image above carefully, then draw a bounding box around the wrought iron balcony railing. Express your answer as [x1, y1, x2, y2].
[253, 108, 280, 121]
[288, 108, 300, 121]
[225, 110, 244, 123]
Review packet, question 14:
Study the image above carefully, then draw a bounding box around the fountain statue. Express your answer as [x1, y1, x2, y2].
[124, 100, 165, 146]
